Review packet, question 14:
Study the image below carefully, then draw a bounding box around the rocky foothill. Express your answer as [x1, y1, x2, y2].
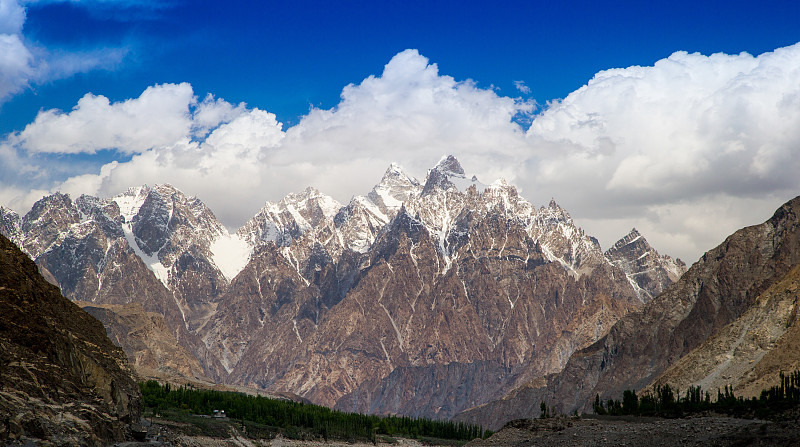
[0, 234, 142, 445]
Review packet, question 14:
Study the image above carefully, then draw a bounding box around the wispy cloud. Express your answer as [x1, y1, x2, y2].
[0, 0, 146, 104]
[513, 80, 530, 94]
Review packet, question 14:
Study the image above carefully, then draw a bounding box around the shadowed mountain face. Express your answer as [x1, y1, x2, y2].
[456, 196, 800, 430]
[0, 234, 141, 445]
[0, 157, 686, 421]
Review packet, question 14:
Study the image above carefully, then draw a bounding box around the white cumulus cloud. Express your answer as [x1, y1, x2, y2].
[3, 45, 800, 264]
[13, 83, 196, 154]
[521, 44, 800, 260]
[275, 49, 533, 195]
[47, 50, 533, 227]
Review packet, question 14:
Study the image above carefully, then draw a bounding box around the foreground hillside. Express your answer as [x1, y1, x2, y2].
[457, 195, 800, 429]
[0, 156, 685, 420]
[0, 234, 141, 445]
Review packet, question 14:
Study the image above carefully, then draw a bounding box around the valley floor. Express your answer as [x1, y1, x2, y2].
[111, 416, 461, 447]
[466, 415, 800, 447]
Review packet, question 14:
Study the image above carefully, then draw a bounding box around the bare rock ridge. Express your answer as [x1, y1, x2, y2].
[455, 195, 800, 430]
[0, 155, 686, 422]
[604, 228, 687, 303]
[0, 233, 141, 445]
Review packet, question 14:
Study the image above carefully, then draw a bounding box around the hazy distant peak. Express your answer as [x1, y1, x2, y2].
[433, 154, 465, 176]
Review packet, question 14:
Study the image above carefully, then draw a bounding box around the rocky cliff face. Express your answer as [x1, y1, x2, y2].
[0, 234, 141, 445]
[2, 186, 230, 382]
[1, 156, 684, 421]
[456, 195, 800, 430]
[79, 301, 211, 384]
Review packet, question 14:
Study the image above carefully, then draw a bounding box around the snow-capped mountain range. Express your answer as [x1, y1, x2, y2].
[0, 155, 686, 419]
[0, 155, 683, 298]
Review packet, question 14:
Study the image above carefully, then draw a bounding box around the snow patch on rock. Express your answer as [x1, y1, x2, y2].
[211, 232, 252, 280]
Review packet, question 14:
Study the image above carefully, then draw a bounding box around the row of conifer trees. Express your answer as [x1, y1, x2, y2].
[140, 380, 490, 442]
[591, 370, 800, 419]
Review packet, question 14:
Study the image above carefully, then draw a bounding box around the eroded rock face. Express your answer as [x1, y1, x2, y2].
[0, 234, 141, 445]
[10, 186, 230, 383]
[223, 201, 641, 418]
[80, 301, 211, 384]
[456, 196, 800, 430]
[0, 207, 21, 245]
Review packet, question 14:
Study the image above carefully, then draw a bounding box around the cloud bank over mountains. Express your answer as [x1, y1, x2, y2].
[2, 44, 800, 263]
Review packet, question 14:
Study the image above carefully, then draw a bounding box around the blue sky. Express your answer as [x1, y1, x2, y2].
[2, 0, 800, 262]
[6, 0, 800, 132]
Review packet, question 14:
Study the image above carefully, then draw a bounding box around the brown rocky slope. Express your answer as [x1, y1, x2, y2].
[650, 261, 800, 398]
[456, 195, 800, 430]
[0, 234, 142, 445]
[78, 301, 211, 384]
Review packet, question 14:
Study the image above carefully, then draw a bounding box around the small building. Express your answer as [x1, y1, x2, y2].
[212, 409, 227, 419]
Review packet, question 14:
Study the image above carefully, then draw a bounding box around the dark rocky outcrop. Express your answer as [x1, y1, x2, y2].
[0, 234, 141, 445]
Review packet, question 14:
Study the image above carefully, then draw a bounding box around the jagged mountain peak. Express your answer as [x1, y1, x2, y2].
[285, 185, 323, 200]
[433, 154, 465, 176]
[111, 183, 200, 224]
[422, 155, 486, 196]
[277, 186, 341, 217]
[333, 195, 390, 253]
[237, 187, 342, 254]
[484, 177, 519, 198]
[368, 162, 421, 216]
[608, 228, 646, 251]
[25, 191, 75, 221]
[382, 162, 418, 183]
[605, 227, 687, 303]
[537, 198, 573, 226]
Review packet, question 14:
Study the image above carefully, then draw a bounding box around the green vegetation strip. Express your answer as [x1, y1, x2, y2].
[591, 370, 800, 419]
[140, 381, 491, 443]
